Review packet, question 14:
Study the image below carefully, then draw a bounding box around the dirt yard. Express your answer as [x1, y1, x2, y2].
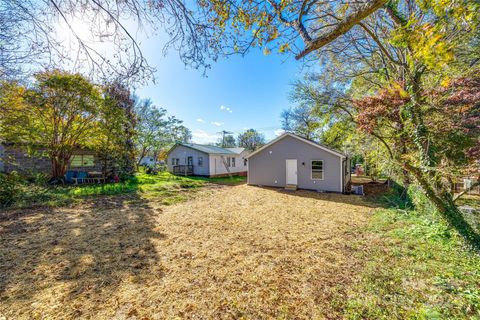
[0, 185, 376, 319]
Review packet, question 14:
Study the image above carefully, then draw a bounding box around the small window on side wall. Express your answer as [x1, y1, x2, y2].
[70, 155, 94, 167]
[231, 157, 235, 167]
[311, 160, 324, 180]
[243, 158, 247, 166]
[71, 155, 83, 167]
[171, 158, 175, 165]
[198, 157, 203, 166]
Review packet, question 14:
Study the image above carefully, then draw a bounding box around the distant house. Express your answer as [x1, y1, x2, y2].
[138, 156, 157, 167]
[247, 133, 351, 193]
[0, 143, 102, 175]
[166, 143, 250, 177]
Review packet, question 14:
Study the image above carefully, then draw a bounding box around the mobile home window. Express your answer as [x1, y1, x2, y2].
[198, 157, 203, 166]
[70, 155, 94, 167]
[311, 160, 324, 180]
[226, 157, 231, 167]
[231, 157, 235, 167]
[171, 158, 175, 165]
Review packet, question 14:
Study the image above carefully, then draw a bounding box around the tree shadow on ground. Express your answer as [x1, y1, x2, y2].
[0, 192, 164, 318]
[253, 185, 387, 209]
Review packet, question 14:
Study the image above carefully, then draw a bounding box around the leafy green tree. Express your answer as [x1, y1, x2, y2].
[96, 82, 137, 177]
[281, 105, 321, 141]
[0, 70, 103, 180]
[135, 98, 191, 166]
[171, 124, 192, 144]
[216, 134, 236, 148]
[237, 129, 265, 151]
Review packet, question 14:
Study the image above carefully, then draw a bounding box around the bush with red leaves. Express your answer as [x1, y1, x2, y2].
[353, 83, 410, 134]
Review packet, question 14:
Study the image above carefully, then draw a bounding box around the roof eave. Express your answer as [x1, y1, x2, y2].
[246, 132, 346, 159]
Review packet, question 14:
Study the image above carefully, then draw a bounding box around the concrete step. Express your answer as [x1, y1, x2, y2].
[285, 184, 297, 191]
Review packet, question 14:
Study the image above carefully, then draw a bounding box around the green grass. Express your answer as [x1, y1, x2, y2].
[344, 195, 480, 319]
[3, 172, 245, 210]
[188, 175, 247, 185]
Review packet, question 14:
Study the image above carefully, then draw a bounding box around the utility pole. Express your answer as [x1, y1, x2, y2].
[218, 130, 233, 147]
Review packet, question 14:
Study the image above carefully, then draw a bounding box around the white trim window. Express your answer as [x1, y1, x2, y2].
[71, 155, 94, 167]
[311, 160, 324, 180]
[198, 157, 203, 166]
[231, 157, 236, 167]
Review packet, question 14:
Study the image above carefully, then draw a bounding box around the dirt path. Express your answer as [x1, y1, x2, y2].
[0, 185, 376, 319]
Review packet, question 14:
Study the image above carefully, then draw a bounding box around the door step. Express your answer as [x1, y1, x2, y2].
[285, 184, 297, 191]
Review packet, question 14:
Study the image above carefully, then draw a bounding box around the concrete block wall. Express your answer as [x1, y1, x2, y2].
[0, 145, 102, 176]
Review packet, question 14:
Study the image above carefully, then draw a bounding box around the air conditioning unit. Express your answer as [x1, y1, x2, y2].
[351, 185, 364, 195]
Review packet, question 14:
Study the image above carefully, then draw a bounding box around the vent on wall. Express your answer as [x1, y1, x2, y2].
[351, 185, 364, 195]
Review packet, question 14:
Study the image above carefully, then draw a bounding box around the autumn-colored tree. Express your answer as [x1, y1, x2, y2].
[227, 0, 480, 246]
[0, 70, 103, 180]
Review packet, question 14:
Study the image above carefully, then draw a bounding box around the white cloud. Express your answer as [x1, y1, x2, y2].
[220, 105, 233, 113]
[196, 118, 205, 123]
[274, 129, 285, 136]
[211, 121, 224, 127]
[191, 130, 221, 144]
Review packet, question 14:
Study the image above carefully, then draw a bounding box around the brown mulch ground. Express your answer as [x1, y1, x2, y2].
[351, 175, 390, 197]
[0, 185, 376, 319]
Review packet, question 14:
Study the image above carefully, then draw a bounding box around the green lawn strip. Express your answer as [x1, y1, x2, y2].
[6, 172, 211, 209]
[186, 175, 247, 185]
[345, 206, 480, 319]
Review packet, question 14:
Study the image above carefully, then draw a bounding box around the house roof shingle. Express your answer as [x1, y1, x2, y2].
[179, 143, 244, 155]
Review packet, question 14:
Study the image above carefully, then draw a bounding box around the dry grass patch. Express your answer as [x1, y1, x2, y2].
[1, 185, 374, 319]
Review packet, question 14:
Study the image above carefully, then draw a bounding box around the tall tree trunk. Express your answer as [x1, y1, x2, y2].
[404, 162, 480, 250]
[51, 155, 68, 181]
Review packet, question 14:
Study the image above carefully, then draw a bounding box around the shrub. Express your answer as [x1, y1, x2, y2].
[0, 171, 23, 208]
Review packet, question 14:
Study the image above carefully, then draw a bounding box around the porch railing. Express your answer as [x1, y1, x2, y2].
[173, 165, 194, 175]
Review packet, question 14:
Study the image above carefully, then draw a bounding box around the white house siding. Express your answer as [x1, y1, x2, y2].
[167, 145, 210, 176]
[209, 151, 248, 176]
[248, 135, 344, 192]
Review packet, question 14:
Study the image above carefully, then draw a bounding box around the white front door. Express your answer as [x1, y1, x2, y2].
[286, 159, 298, 185]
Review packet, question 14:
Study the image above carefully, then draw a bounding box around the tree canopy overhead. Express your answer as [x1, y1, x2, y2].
[5, 0, 478, 84]
[0, 0, 222, 82]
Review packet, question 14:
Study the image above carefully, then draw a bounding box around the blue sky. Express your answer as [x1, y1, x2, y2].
[135, 39, 305, 144]
[56, 15, 308, 144]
